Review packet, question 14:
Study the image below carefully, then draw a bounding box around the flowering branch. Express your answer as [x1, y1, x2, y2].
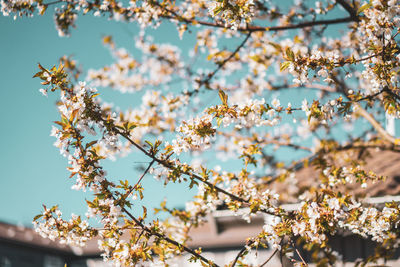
[12, 0, 400, 265]
[117, 129, 282, 217]
[120, 206, 219, 267]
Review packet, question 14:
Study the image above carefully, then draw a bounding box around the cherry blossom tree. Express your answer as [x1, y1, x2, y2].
[3, 0, 400, 265]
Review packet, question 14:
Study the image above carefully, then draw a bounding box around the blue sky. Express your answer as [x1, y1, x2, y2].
[0, 13, 196, 226]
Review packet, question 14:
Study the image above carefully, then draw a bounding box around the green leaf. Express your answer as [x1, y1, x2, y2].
[216, 117, 222, 127]
[268, 42, 281, 50]
[33, 214, 43, 221]
[280, 61, 291, 72]
[86, 140, 97, 149]
[61, 115, 69, 124]
[213, 6, 224, 16]
[285, 47, 295, 61]
[142, 206, 147, 219]
[218, 89, 228, 106]
[37, 63, 46, 71]
[128, 123, 137, 130]
[32, 71, 43, 78]
[39, 5, 47, 15]
[357, 3, 372, 15]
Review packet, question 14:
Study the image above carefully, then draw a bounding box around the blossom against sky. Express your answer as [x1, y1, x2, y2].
[0, 13, 194, 225]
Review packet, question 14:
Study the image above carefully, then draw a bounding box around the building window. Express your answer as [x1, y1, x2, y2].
[0, 256, 11, 267]
[44, 255, 64, 267]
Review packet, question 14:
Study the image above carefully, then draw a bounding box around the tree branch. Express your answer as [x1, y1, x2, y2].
[161, 13, 356, 33]
[198, 31, 252, 89]
[260, 248, 279, 267]
[230, 241, 253, 267]
[115, 129, 284, 217]
[336, 0, 358, 19]
[354, 103, 397, 145]
[116, 132, 247, 201]
[127, 159, 155, 196]
[43, 0, 63, 6]
[154, 2, 357, 33]
[120, 206, 219, 267]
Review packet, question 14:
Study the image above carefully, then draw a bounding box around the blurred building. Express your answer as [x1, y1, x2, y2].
[0, 221, 97, 267]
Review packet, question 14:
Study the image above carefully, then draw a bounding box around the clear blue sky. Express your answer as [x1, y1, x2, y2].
[0, 13, 195, 226]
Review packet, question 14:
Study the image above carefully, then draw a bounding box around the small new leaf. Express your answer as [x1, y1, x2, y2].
[285, 47, 295, 61]
[33, 214, 43, 221]
[280, 61, 291, 72]
[357, 3, 372, 15]
[218, 90, 228, 106]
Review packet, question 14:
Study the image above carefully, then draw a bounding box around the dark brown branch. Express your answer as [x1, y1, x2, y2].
[334, 75, 396, 145]
[230, 247, 246, 267]
[265, 139, 313, 152]
[268, 83, 337, 93]
[108, 184, 217, 265]
[152, 1, 357, 33]
[160, 13, 356, 33]
[43, 0, 63, 6]
[230, 240, 254, 267]
[128, 159, 155, 195]
[115, 129, 282, 217]
[105, 165, 217, 265]
[133, 228, 145, 245]
[246, 16, 356, 32]
[218, 131, 312, 152]
[336, 0, 358, 19]
[260, 248, 279, 267]
[116, 131, 248, 203]
[120, 206, 219, 267]
[383, 86, 400, 102]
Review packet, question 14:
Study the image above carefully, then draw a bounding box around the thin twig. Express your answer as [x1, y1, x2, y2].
[230, 241, 253, 267]
[231, 247, 247, 267]
[260, 248, 279, 267]
[115, 129, 283, 217]
[294, 246, 307, 266]
[120, 206, 219, 267]
[107, 182, 218, 266]
[217, 131, 312, 152]
[133, 228, 145, 245]
[288, 239, 308, 266]
[269, 83, 337, 93]
[128, 159, 155, 195]
[116, 131, 247, 202]
[43, 0, 63, 6]
[199, 32, 252, 88]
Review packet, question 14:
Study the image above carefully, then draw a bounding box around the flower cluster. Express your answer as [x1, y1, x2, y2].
[33, 206, 96, 247]
[207, 0, 255, 30]
[12, 0, 400, 265]
[88, 36, 185, 93]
